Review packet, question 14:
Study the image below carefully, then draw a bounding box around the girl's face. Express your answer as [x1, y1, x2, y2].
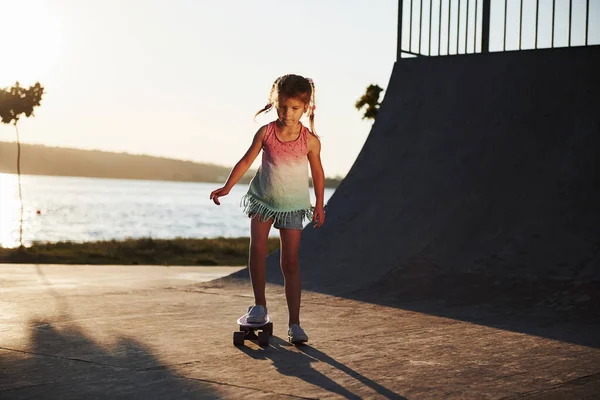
[276, 96, 308, 127]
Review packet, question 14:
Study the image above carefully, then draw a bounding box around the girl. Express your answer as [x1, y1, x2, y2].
[210, 74, 325, 344]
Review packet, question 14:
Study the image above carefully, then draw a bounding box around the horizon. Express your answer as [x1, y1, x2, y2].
[0, 140, 347, 178]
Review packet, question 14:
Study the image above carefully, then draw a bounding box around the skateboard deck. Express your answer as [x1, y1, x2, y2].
[237, 314, 271, 327]
[233, 314, 273, 346]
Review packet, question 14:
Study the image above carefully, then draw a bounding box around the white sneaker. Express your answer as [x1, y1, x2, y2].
[288, 324, 308, 344]
[247, 305, 267, 324]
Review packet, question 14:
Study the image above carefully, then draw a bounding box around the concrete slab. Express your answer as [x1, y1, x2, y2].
[1, 264, 599, 399]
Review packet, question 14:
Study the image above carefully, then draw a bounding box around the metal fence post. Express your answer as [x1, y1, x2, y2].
[398, 0, 404, 60]
[481, 0, 491, 53]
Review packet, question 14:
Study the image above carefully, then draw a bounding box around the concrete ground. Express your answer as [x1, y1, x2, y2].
[1, 264, 599, 399]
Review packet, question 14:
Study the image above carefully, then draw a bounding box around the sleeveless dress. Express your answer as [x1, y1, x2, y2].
[241, 121, 314, 225]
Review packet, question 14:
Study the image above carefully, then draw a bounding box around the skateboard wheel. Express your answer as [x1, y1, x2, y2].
[265, 322, 273, 336]
[233, 331, 245, 346]
[258, 331, 270, 347]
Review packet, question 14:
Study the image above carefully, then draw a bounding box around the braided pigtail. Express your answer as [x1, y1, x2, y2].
[254, 78, 280, 119]
[306, 77, 317, 136]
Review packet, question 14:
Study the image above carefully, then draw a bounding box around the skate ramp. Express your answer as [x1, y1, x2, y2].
[224, 46, 600, 337]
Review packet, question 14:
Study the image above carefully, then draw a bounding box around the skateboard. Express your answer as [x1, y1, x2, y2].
[233, 314, 273, 347]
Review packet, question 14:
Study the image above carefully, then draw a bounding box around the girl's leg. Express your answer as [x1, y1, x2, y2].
[249, 216, 273, 307]
[279, 228, 303, 326]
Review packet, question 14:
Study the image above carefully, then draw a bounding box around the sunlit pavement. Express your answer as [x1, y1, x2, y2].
[1, 264, 600, 399]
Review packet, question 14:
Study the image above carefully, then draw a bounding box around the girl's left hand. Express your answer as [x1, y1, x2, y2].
[313, 206, 325, 228]
[210, 187, 230, 205]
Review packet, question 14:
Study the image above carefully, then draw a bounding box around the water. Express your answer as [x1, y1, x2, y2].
[0, 174, 335, 248]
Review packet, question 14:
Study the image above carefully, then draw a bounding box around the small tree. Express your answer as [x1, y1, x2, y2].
[355, 84, 384, 121]
[0, 82, 44, 247]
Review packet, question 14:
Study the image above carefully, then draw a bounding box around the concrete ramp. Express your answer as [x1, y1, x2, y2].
[228, 46, 600, 315]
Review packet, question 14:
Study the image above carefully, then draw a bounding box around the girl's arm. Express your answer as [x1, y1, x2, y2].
[210, 126, 266, 205]
[307, 134, 325, 227]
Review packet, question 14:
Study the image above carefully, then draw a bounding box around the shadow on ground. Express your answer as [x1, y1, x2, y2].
[0, 318, 218, 399]
[350, 262, 600, 349]
[221, 261, 600, 350]
[237, 335, 405, 400]
[0, 265, 219, 398]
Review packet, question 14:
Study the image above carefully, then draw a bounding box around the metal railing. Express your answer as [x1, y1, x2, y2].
[398, 0, 599, 59]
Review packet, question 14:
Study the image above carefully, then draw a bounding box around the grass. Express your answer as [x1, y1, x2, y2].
[0, 237, 281, 266]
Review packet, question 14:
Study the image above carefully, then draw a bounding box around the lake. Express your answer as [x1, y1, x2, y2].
[0, 174, 336, 248]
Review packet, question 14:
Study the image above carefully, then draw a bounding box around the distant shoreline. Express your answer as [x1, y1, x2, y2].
[0, 171, 342, 189]
[0, 141, 342, 188]
[0, 171, 242, 186]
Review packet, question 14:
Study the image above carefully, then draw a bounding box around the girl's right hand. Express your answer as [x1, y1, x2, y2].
[210, 187, 230, 205]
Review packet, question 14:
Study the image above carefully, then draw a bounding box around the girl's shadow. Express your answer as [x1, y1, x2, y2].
[237, 336, 405, 400]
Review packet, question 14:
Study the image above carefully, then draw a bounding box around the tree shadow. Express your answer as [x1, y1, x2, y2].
[237, 336, 405, 399]
[0, 266, 219, 398]
[0, 318, 219, 399]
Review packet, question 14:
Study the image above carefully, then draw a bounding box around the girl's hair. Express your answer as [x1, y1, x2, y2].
[255, 74, 317, 135]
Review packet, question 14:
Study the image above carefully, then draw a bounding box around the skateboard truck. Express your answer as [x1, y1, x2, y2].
[234, 315, 273, 347]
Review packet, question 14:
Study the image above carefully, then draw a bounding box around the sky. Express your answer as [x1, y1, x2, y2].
[0, 1, 597, 178]
[0, 0, 397, 178]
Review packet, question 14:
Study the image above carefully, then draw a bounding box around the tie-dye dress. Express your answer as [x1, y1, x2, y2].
[241, 121, 313, 225]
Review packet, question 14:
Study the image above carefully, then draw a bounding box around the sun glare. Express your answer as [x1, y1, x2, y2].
[0, 1, 63, 86]
[0, 173, 21, 248]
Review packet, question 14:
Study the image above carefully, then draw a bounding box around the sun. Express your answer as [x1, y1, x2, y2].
[0, 0, 63, 87]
